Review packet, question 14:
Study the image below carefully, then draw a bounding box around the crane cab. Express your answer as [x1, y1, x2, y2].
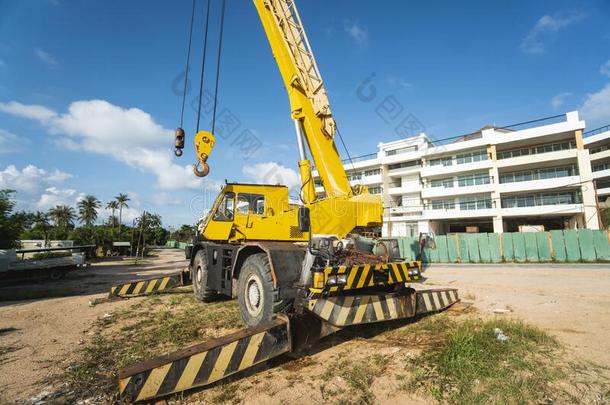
[201, 183, 308, 243]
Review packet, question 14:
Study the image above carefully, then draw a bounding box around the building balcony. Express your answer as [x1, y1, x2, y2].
[593, 168, 610, 180]
[423, 207, 496, 220]
[387, 185, 421, 195]
[597, 187, 610, 197]
[386, 165, 422, 177]
[383, 213, 423, 222]
[498, 176, 580, 194]
[495, 149, 577, 168]
[420, 159, 492, 178]
[589, 149, 610, 161]
[421, 183, 494, 199]
[387, 205, 422, 215]
[501, 204, 584, 217]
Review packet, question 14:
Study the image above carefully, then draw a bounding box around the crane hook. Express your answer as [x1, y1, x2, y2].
[193, 160, 210, 177]
[174, 127, 185, 157]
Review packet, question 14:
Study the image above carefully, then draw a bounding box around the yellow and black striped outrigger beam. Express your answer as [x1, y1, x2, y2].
[109, 271, 191, 298]
[311, 261, 422, 294]
[307, 288, 459, 327]
[118, 317, 291, 402]
[118, 288, 459, 403]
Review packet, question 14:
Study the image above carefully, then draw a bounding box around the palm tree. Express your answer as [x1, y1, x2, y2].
[78, 195, 101, 226]
[106, 200, 119, 231]
[48, 205, 76, 228]
[115, 193, 130, 234]
[33, 211, 51, 245]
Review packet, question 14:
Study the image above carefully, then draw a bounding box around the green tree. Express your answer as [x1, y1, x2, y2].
[115, 193, 130, 234]
[78, 195, 101, 226]
[48, 205, 76, 229]
[32, 211, 51, 244]
[106, 200, 119, 231]
[601, 207, 610, 229]
[0, 189, 25, 248]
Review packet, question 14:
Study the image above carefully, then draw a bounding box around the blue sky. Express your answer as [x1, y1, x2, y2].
[1, 0, 609, 227]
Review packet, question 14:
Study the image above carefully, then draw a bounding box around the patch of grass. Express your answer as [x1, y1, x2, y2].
[0, 344, 20, 365]
[404, 317, 561, 404]
[209, 381, 241, 404]
[60, 294, 242, 402]
[320, 352, 391, 404]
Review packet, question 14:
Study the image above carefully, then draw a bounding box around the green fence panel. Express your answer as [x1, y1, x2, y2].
[466, 234, 480, 263]
[488, 233, 502, 263]
[477, 234, 491, 263]
[536, 232, 552, 262]
[447, 234, 459, 263]
[550, 230, 567, 262]
[436, 235, 449, 263]
[592, 231, 610, 261]
[524, 233, 539, 262]
[578, 229, 596, 262]
[563, 230, 581, 262]
[402, 237, 419, 261]
[502, 233, 514, 262]
[458, 234, 470, 262]
[512, 233, 526, 262]
[426, 241, 438, 263]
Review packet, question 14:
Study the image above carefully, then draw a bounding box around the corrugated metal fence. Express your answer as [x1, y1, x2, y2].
[165, 240, 189, 249]
[396, 230, 610, 263]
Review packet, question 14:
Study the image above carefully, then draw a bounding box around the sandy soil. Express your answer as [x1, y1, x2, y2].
[0, 250, 189, 404]
[422, 263, 610, 368]
[0, 253, 608, 404]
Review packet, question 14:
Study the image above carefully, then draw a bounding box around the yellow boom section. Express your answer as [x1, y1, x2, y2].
[253, 0, 352, 198]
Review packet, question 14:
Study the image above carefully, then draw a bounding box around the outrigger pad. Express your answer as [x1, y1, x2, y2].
[108, 271, 190, 298]
[307, 288, 459, 327]
[118, 317, 291, 402]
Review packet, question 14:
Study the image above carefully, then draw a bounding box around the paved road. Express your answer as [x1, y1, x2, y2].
[422, 263, 610, 368]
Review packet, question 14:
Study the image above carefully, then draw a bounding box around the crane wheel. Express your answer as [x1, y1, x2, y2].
[237, 253, 285, 328]
[191, 250, 218, 302]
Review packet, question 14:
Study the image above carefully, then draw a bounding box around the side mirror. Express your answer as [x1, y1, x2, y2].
[298, 207, 310, 233]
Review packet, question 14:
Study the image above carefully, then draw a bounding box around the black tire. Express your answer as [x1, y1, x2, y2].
[236, 253, 285, 328]
[49, 269, 65, 281]
[191, 249, 217, 302]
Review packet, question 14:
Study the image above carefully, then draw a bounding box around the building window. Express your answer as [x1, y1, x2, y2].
[457, 173, 491, 187]
[459, 196, 492, 210]
[499, 165, 578, 183]
[429, 157, 453, 167]
[368, 186, 382, 194]
[386, 145, 418, 156]
[497, 140, 576, 160]
[364, 169, 381, 176]
[430, 178, 454, 188]
[347, 172, 362, 181]
[593, 162, 610, 172]
[388, 160, 420, 170]
[431, 199, 455, 210]
[501, 191, 582, 208]
[456, 150, 488, 165]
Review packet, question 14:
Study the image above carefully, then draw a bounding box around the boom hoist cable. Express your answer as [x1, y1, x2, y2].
[174, 0, 227, 178]
[174, 0, 197, 157]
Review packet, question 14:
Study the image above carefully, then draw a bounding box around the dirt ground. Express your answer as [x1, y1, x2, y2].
[0, 251, 608, 404]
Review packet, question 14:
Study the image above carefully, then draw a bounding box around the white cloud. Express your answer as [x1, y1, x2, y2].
[34, 48, 59, 69]
[0, 129, 28, 153]
[521, 13, 584, 54]
[36, 187, 84, 210]
[0, 99, 205, 190]
[242, 162, 300, 196]
[344, 20, 369, 47]
[0, 164, 72, 195]
[601, 60, 610, 78]
[0, 164, 78, 211]
[580, 83, 610, 126]
[550, 92, 572, 109]
[0, 101, 57, 122]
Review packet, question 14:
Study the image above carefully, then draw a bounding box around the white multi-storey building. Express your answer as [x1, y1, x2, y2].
[313, 111, 609, 236]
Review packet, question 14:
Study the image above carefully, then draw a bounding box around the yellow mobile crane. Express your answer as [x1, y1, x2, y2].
[117, 1, 458, 401]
